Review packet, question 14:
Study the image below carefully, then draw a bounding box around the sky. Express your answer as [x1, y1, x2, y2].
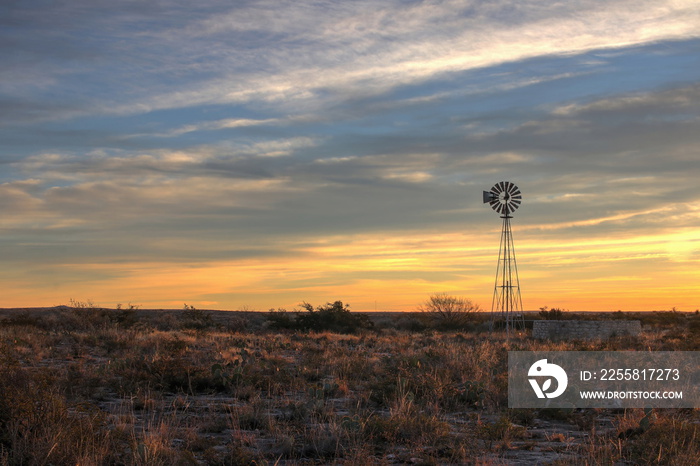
[1, 0, 699, 312]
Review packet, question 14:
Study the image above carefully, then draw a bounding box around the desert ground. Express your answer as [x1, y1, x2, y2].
[1, 303, 699, 465]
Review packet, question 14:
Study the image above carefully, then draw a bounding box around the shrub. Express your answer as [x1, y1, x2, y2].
[0, 352, 120, 464]
[538, 306, 566, 320]
[296, 301, 374, 333]
[364, 410, 451, 445]
[266, 301, 374, 334]
[179, 304, 214, 330]
[419, 293, 481, 329]
[266, 308, 296, 330]
[0, 311, 41, 328]
[625, 416, 700, 464]
[113, 303, 140, 328]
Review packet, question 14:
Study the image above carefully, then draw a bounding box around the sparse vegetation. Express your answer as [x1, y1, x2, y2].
[266, 300, 374, 333]
[180, 303, 215, 330]
[419, 292, 482, 329]
[538, 306, 567, 320]
[0, 304, 698, 464]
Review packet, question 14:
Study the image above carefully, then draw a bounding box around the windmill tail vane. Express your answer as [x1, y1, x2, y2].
[483, 181, 524, 336]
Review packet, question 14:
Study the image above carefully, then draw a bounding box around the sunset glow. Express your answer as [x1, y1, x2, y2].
[1, 1, 699, 312]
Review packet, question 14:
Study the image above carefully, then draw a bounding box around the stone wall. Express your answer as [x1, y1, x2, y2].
[532, 320, 641, 340]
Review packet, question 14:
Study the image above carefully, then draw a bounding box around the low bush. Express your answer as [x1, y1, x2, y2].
[0, 351, 122, 464]
[625, 416, 700, 464]
[419, 293, 481, 330]
[266, 301, 374, 334]
[179, 304, 215, 330]
[0, 311, 42, 328]
[538, 306, 567, 320]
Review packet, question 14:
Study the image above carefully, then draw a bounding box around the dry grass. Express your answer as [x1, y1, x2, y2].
[0, 307, 699, 464]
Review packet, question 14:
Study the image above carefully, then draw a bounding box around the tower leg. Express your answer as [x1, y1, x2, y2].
[489, 215, 524, 336]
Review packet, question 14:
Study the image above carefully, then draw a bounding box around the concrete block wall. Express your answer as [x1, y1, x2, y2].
[532, 320, 641, 340]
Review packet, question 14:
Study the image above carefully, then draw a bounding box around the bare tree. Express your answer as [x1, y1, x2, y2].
[419, 293, 482, 328]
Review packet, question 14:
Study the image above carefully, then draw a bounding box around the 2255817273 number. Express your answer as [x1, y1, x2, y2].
[600, 368, 680, 381]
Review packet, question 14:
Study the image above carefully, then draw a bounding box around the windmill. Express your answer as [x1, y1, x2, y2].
[483, 181, 525, 336]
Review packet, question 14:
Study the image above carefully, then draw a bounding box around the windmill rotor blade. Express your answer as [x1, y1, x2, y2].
[484, 181, 522, 215]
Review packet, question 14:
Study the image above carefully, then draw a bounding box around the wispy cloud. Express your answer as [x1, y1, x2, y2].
[5, 0, 697, 119]
[130, 0, 700, 112]
[0, 1, 699, 310]
[159, 118, 281, 137]
[551, 84, 700, 117]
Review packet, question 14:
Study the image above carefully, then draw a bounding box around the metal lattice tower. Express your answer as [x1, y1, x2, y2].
[483, 181, 525, 337]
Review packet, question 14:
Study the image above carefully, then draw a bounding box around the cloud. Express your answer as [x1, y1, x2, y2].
[551, 83, 700, 118]
[11, 76, 698, 249]
[140, 0, 699, 111]
[4, 0, 698, 120]
[14, 134, 320, 180]
[1, 1, 699, 310]
[0, 179, 45, 219]
[160, 118, 281, 137]
[0, 98, 87, 125]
